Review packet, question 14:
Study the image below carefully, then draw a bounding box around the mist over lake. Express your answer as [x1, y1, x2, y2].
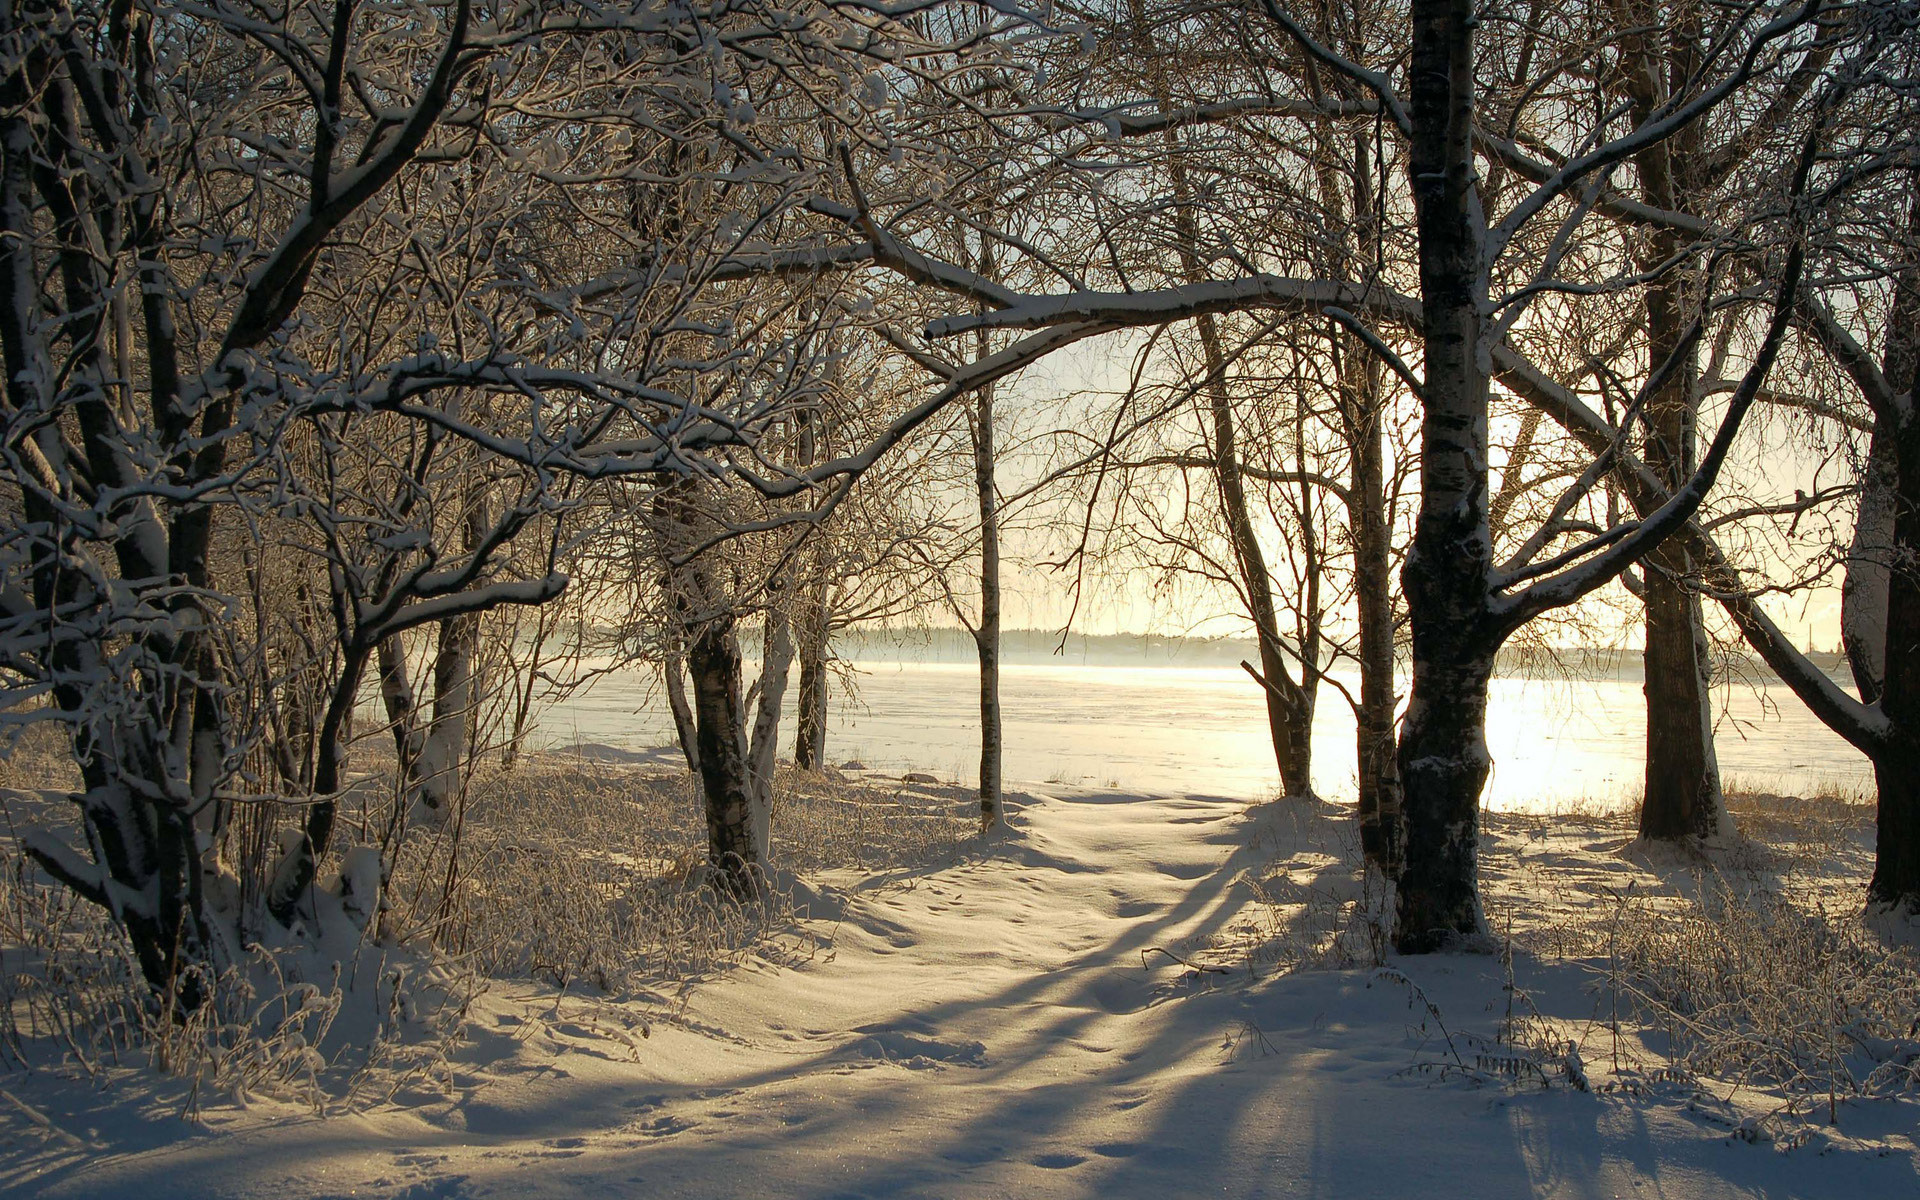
[533, 637, 1872, 810]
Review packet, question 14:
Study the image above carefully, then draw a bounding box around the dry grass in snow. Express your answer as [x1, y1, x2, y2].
[1213, 785, 1920, 1145]
[0, 745, 978, 1120]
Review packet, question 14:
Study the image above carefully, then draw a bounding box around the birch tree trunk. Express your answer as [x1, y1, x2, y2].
[1394, 0, 1498, 950]
[1844, 426, 1895, 704]
[418, 611, 475, 824]
[377, 637, 432, 819]
[747, 605, 794, 861]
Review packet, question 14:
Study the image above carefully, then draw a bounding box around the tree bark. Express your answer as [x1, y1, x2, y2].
[1395, 0, 1496, 951]
[664, 636, 704, 795]
[1622, 19, 1726, 843]
[973, 383, 1005, 828]
[747, 605, 793, 860]
[1868, 345, 1920, 910]
[1873, 414, 1920, 906]
[418, 611, 474, 824]
[793, 597, 830, 771]
[656, 485, 764, 896]
[1350, 356, 1404, 872]
[687, 611, 762, 896]
[1844, 424, 1895, 704]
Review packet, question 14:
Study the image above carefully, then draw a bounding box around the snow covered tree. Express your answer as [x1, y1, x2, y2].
[0, 0, 1036, 995]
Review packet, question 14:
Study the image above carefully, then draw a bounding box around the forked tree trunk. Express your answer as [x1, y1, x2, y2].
[1624, 39, 1727, 843]
[1199, 298, 1314, 799]
[1129, 0, 1314, 797]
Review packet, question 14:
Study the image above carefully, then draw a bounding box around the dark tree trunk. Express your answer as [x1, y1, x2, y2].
[973, 381, 1004, 827]
[687, 613, 762, 896]
[791, 391, 832, 775]
[1869, 415, 1920, 909]
[1395, 0, 1496, 951]
[1623, 32, 1726, 843]
[1863, 178, 1920, 911]
[793, 611, 830, 772]
[1634, 259, 1726, 842]
[1639, 572, 1725, 841]
[656, 485, 763, 895]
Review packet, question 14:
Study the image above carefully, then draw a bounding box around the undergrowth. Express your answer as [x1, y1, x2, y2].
[1, 747, 976, 1117]
[0, 838, 474, 1116]
[1599, 876, 1920, 1126]
[1241, 788, 1920, 1138]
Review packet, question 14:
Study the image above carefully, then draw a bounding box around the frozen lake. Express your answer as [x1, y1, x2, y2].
[528, 657, 1873, 811]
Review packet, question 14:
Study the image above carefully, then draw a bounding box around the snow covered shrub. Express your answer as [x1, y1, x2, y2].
[1603, 878, 1920, 1120]
[0, 834, 473, 1113]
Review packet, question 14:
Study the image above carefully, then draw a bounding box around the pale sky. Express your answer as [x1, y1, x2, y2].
[975, 332, 1851, 655]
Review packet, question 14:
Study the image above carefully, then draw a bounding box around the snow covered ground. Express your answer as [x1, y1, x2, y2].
[4, 785, 1916, 1199]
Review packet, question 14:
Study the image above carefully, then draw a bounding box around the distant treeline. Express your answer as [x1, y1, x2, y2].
[823, 627, 1850, 680]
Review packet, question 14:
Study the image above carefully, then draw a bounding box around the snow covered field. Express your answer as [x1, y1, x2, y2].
[5, 777, 1915, 1199]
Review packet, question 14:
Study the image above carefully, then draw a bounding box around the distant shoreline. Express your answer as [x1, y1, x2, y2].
[815, 628, 1852, 682]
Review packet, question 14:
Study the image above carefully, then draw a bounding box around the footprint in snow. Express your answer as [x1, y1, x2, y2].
[1092, 1141, 1146, 1157]
[848, 1029, 988, 1068]
[389, 1179, 473, 1200]
[1030, 1152, 1088, 1169]
[632, 1115, 697, 1138]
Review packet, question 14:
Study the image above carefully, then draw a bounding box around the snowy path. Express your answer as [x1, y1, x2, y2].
[9, 790, 1915, 1198]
